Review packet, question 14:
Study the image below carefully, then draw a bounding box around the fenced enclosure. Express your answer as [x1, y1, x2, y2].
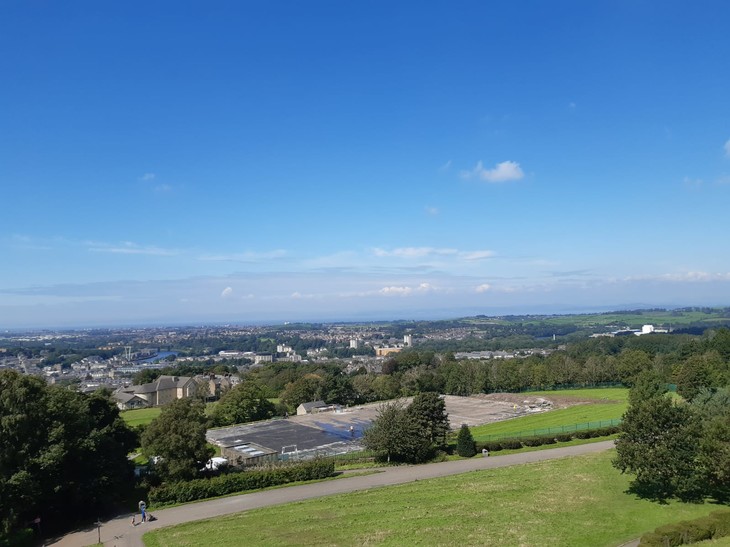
[477, 418, 621, 442]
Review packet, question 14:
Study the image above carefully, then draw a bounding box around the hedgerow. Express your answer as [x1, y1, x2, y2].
[149, 458, 335, 505]
[639, 510, 730, 546]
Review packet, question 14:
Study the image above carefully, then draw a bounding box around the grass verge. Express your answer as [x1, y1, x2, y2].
[142, 450, 727, 547]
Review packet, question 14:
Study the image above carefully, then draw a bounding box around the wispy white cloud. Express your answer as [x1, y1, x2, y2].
[439, 160, 452, 172]
[199, 250, 287, 262]
[632, 271, 730, 282]
[683, 176, 703, 188]
[87, 241, 178, 256]
[373, 247, 456, 259]
[475, 283, 491, 293]
[291, 291, 317, 299]
[140, 173, 156, 181]
[724, 139, 730, 157]
[460, 250, 495, 261]
[425, 206, 439, 216]
[221, 287, 234, 298]
[461, 160, 524, 183]
[154, 184, 173, 193]
[378, 282, 435, 297]
[372, 247, 495, 261]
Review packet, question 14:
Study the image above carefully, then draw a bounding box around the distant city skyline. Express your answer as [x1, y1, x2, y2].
[2, 2, 730, 328]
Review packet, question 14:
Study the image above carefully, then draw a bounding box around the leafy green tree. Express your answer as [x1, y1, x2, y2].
[408, 392, 449, 447]
[142, 398, 214, 482]
[0, 371, 136, 539]
[674, 354, 712, 402]
[614, 386, 703, 501]
[617, 349, 653, 386]
[693, 387, 730, 501]
[628, 369, 666, 406]
[280, 374, 325, 410]
[363, 400, 432, 463]
[211, 381, 276, 427]
[456, 424, 476, 457]
[322, 374, 358, 406]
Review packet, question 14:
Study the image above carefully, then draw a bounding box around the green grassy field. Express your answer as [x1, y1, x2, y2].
[122, 407, 162, 427]
[142, 450, 726, 547]
[516, 309, 726, 328]
[122, 402, 217, 427]
[469, 388, 628, 441]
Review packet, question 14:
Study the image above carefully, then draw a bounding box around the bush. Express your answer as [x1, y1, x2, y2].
[555, 433, 573, 442]
[456, 425, 477, 457]
[0, 528, 34, 547]
[711, 510, 730, 537]
[499, 439, 523, 450]
[639, 510, 730, 546]
[522, 437, 543, 447]
[476, 441, 503, 453]
[149, 458, 335, 505]
[575, 431, 591, 439]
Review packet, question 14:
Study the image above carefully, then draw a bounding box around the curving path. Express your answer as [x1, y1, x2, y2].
[49, 440, 615, 547]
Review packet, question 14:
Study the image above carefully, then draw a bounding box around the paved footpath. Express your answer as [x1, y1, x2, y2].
[49, 440, 615, 547]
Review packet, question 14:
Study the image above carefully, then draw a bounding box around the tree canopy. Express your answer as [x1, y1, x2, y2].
[210, 380, 275, 427]
[614, 375, 730, 502]
[141, 398, 214, 482]
[0, 371, 136, 540]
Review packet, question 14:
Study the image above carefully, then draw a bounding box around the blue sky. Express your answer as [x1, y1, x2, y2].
[2, 1, 730, 328]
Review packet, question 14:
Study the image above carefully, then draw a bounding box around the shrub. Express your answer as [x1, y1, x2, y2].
[499, 439, 523, 450]
[522, 437, 543, 447]
[0, 529, 34, 547]
[711, 510, 730, 537]
[149, 458, 335, 505]
[456, 425, 477, 457]
[638, 510, 730, 546]
[575, 431, 591, 439]
[476, 441, 503, 453]
[555, 433, 573, 442]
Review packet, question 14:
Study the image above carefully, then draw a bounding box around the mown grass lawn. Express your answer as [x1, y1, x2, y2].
[122, 402, 217, 427]
[122, 407, 162, 427]
[143, 450, 726, 547]
[469, 387, 629, 441]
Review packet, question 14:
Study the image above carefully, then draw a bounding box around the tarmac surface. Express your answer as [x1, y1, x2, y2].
[49, 440, 615, 547]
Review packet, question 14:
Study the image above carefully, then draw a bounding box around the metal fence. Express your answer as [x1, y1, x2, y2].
[476, 418, 622, 442]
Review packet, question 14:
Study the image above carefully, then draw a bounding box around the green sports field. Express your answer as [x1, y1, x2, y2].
[469, 387, 628, 441]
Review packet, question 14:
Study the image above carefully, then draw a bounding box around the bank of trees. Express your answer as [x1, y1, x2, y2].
[0, 371, 137, 542]
[232, 328, 730, 416]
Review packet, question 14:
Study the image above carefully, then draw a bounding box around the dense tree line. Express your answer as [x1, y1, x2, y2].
[230, 329, 730, 415]
[0, 371, 137, 542]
